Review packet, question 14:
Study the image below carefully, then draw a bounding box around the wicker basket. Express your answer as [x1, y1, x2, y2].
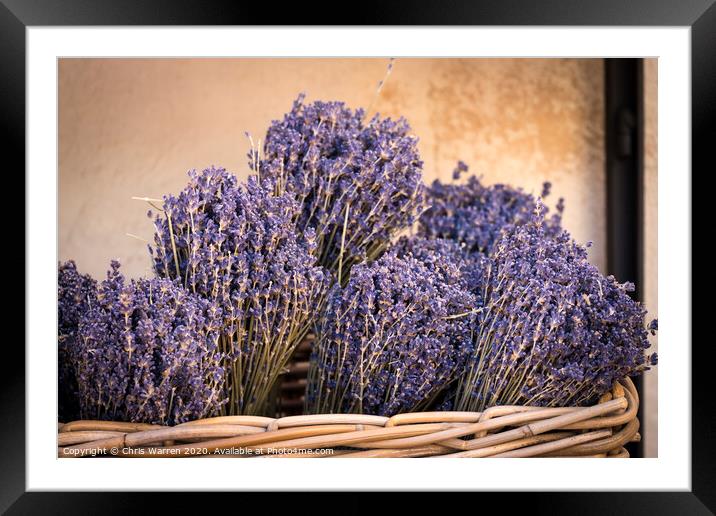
[57, 377, 639, 458]
[276, 336, 313, 417]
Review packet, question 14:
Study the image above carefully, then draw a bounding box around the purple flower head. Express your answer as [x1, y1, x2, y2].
[419, 163, 564, 255]
[454, 209, 658, 410]
[452, 161, 469, 180]
[255, 95, 427, 282]
[306, 249, 477, 416]
[58, 261, 97, 422]
[75, 261, 227, 425]
[541, 182, 552, 198]
[149, 167, 327, 415]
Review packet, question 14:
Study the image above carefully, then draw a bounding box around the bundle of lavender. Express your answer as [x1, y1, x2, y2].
[58, 261, 97, 423]
[148, 169, 327, 415]
[305, 238, 477, 416]
[59, 261, 226, 425]
[253, 95, 426, 284]
[452, 206, 657, 411]
[418, 161, 564, 255]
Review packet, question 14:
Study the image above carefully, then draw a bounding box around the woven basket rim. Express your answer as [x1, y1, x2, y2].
[58, 377, 640, 458]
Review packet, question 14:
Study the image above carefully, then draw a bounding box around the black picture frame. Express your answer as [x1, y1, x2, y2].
[3, 1, 707, 513]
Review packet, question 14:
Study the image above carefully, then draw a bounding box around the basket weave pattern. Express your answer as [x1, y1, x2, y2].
[58, 378, 639, 458]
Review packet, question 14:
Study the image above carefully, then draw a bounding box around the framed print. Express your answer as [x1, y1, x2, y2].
[4, 0, 709, 512]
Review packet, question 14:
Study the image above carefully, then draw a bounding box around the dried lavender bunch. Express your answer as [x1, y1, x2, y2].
[454, 208, 657, 411]
[149, 167, 327, 415]
[58, 261, 97, 422]
[75, 261, 226, 425]
[254, 95, 427, 283]
[418, 162, 564, 255]
[306, 250, 477, 416]
[390, 235, 488, 298]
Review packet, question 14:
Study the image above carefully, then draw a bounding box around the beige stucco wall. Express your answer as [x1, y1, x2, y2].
[643, 58, 658, 458]
[58, 57, 657, 454]
[59, 58, 606, 278]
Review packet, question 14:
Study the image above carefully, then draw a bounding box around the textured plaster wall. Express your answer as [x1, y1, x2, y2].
[643, 58, 658, 458]
[59, 58, 606, 278]
[57, 57, 657, 454]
